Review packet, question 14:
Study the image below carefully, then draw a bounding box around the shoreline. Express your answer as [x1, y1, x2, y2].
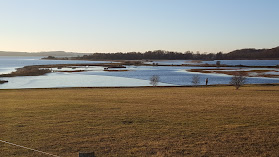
[1, 83, 278, 90]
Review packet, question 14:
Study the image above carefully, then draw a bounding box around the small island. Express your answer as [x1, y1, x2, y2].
[0, 80, 8, 84]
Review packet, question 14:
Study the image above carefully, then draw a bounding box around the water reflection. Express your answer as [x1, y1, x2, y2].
[0, 73, 173, 89]
[1, 57, 279, 89]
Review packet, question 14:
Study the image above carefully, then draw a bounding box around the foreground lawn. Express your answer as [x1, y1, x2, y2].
[0, 85, 279, 156]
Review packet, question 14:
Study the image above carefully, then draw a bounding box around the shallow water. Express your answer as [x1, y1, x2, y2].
[0, 73, 173, 89]
[1, 57, 279, 89]
[0, 56, 111, 74]
[146, 60, 279, 66]
[202, 60, 279, 66]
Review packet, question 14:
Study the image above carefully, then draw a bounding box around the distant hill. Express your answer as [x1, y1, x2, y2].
[225, 47, 279, 59]
[0, 51, 89, 57]
[1, 46, 279, 60]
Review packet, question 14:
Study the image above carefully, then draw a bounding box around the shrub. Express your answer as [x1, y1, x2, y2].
[191, 75, 200, 86]
[230, 72, 247, 90]
[150, 75, 160, 86]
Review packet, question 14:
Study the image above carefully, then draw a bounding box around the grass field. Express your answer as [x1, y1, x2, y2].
[0, 85, 279, 156]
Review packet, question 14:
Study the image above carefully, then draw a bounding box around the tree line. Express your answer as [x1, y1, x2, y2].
[67, 46, 279, 60]
[223, 47, 279, 60]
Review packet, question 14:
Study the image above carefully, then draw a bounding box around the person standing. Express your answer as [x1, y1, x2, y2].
[206, 78, 208, 86]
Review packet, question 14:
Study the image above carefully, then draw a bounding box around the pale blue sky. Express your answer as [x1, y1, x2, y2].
[0, 0, 278, 53]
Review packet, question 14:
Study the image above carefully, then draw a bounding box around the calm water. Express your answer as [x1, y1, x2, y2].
[0, 56, 112, 74]
[0, 57, 279, 89]
[147, 60, 279, 66]
[202, 60, 279, 66]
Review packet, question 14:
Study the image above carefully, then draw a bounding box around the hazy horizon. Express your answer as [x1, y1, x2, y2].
[1, 0, 278, 53]
[0, 45, 278, 54]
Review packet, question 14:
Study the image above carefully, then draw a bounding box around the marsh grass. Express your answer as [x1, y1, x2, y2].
[0, 86, 279, 156]
[0, 66, 51, 77]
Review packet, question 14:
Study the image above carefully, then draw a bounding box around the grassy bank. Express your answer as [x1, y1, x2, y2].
[0, 86, 279, 156]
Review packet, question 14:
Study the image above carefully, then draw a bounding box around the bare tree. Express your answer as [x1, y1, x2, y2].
[191, 74, 200, 86]
[150, 75, 160, 86]
[230, 72, 246, 90]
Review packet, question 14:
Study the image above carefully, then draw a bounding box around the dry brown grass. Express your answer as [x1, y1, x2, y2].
[0, 86, 279, 156]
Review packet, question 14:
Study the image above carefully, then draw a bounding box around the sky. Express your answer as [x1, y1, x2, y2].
[0, 0, 278, 53]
